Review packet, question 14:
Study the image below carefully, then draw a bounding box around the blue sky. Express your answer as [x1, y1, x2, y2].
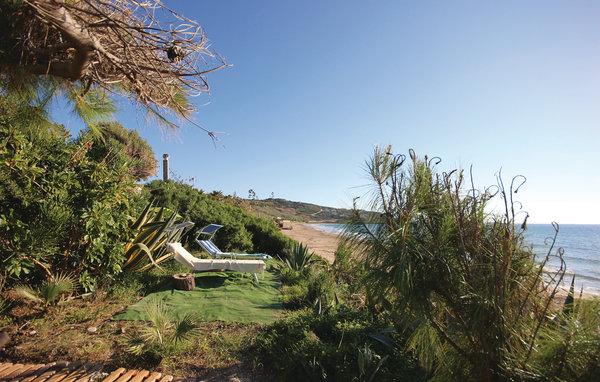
[53, 1, 600, 224]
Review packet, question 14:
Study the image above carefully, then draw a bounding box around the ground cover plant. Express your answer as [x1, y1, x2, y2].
[115, 270, 285, 324]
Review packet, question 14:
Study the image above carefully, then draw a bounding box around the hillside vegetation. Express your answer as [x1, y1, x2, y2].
[247, 198, 361, 223]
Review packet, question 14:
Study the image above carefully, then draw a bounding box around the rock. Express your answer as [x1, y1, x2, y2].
[0, 331, 10, 348]
[27, 330, 37, 336]
[87, 326, 98, 334]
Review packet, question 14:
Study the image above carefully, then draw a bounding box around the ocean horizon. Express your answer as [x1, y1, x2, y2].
[310, 223, 600, 295]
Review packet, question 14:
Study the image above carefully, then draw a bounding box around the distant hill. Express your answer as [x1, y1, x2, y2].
[246, 198, 363, 223]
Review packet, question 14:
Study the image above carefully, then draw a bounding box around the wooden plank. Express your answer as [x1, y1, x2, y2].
[4, 363, 38, 379]
[0, 362, 172, 382]
[128, 370, 150, 382]
[0, 363, 14, 373]
[142, 372, 162, 382]
[29, 362, 70, 382]
[70, 364, 104, 382]
[30, 369, 59, 382]
[21, 363, 59, 382]
[12, 363, 44, 381]
[114, 369, 137, 382]
[101, 368, 126, 382]
[45, 363, 82, 382]
[61, 366, 93, 382]
[44, 370, 70, 382]
[0, 363, 25, 378]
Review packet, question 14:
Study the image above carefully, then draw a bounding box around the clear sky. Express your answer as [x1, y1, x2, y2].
[52, 1, 600, 224]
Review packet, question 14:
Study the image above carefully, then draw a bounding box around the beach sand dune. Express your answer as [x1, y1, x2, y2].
[280, 222, 340, 263]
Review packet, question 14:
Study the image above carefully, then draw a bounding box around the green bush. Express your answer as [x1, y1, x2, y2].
[252, 307, 425, 381]
[281, 283, 309, 308]
[0, 95, 143, 290]
[350, 146, 600, 381]
[145, 180, 292, 256]
[89, 122, 157, 180]
[273, 242, 339, 313]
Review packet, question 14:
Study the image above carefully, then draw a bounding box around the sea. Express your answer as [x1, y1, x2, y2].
[310, 223, 600, 295]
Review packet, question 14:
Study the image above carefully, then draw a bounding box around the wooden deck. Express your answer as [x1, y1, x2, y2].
[0, 362, 177, 382]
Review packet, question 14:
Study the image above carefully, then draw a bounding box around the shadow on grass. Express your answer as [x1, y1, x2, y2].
[194, 274, 228, 289]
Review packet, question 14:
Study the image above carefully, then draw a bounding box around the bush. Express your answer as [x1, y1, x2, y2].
[274, 243, 338, 312]
[90, 122, 157, 180]
[145, 180, 293, 256]
[252, 307, 425, 381]
[350, 146, 600, 381]
[0, 95, 144, 290]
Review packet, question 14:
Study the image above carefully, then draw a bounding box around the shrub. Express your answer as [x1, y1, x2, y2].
[252, 307, 424, 381]
[283, 242, 322, 273]
[92, 122, 157, 180]
[145, 180, 293, 256]
[0, 95, 144, 290]
[529, 298, 600, 381]
[14, 273, 76, 307]
[273, 242, 338, 312]
[332, 241, 364, 288]
[125, 300, 198, 364]
[281, 283, 309, 308]
[350, 146, 600, 381]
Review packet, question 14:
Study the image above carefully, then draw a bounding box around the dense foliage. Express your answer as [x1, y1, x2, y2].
[91, 122, 157, 180]
[253, 307, 425, 381]
[145, 180, 292, 256]
[0, 95, 143, 290]
[349, 146, 600, 381]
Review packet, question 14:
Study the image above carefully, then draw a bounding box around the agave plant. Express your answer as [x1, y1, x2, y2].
[284, 243, 321, 273]
[125, 300, 198, 358]
[123, 200, 194, 271]
[15, 273, 76, 306]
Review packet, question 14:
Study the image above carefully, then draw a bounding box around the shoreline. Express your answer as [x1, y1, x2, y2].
[280, 222, 340, 263]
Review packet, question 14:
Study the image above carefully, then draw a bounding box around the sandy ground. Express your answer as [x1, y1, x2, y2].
[280, 222, 340, 263]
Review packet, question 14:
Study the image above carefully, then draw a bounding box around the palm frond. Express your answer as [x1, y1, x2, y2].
[173, 313, 198, 344]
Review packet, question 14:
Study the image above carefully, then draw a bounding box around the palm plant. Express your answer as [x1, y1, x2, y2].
[123, 200, 193, 271]
[15, 273, 76, 306]
[125, 300, 198, 359]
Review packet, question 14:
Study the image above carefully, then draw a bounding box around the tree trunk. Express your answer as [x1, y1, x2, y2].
[173, 273, 195, 291]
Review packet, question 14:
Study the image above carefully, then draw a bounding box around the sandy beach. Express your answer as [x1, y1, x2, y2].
[280, 222, 340, 263]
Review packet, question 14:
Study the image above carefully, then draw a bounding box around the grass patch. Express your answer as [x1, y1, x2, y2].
[114, 271, 284, 324]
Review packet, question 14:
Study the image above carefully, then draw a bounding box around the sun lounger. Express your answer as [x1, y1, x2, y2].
[166, 242, 265, 282]
[195, 224, 272, 260]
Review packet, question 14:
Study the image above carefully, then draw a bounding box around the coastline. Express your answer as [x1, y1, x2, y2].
[280, 222, 340, 263]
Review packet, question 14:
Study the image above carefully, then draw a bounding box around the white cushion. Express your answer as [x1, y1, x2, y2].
[167, 243, 265, 273]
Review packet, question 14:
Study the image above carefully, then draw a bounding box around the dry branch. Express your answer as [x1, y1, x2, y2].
[2, 0, 227, 118]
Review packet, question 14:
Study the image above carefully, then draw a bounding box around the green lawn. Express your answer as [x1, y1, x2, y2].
[114, 270, 284, 324]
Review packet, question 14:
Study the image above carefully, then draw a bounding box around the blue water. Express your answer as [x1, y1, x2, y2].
[310, 223, 600, 295]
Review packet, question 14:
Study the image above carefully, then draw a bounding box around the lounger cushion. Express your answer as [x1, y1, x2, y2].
[167, 242, 265, 273]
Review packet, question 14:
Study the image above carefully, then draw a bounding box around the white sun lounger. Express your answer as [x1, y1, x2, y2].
[195, 224, 272, 260]
[166, 243, 265, 282]
[197, 239, 272, 260]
